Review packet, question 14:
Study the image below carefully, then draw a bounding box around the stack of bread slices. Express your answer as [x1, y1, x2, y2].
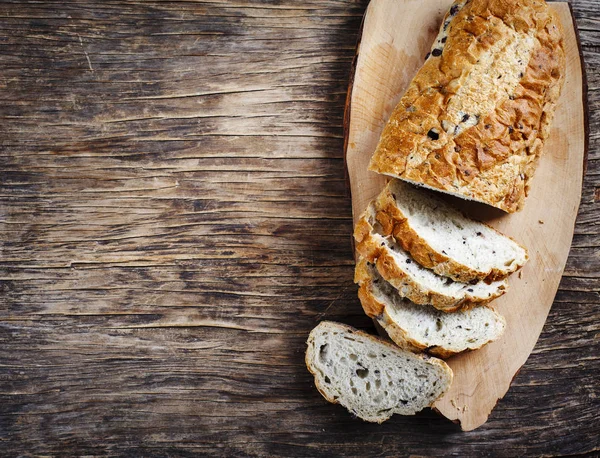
[354, 179, 527, 359]
[305, 0, 564, 424]
[306, 180, 527, 423]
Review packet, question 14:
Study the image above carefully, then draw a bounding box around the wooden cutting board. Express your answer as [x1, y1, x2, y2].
[344, 0, 586, 431]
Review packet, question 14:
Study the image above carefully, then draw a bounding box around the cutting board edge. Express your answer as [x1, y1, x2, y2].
[567, 1, 591, 174]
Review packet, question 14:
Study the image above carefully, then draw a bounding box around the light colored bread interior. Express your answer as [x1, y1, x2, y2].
[356, 259, 506, 359]
[306, 321, 453, 423]
[376, 179, 528, 282]
[355, 203, 508, 311]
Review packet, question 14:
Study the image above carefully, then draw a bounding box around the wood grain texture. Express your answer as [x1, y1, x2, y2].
[346, 0, 586, 432]
[0, 0, 598, 456]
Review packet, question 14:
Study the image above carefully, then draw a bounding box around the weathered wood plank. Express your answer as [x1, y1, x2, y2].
[0, 0, 598, 456]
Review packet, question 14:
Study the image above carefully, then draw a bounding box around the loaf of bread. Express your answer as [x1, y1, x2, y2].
[355, 203, 508, 312]
[305, 321, 452, 423]
[368, 0, 565, 213]
[375, 179, 528, 283]
[355, 258, 506, 359]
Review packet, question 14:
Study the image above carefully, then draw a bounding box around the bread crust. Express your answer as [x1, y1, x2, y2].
[375, 181, 528, 283]
[305, 321, 453, 422]
[354, 206, 508, 312]
[368, 0, 566, 213]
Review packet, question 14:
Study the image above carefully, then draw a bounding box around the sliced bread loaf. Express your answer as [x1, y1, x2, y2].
[375, 179, 528, 283]
[355, 258, 506, 359]
[355, 203, 508, 312]
[306, 321, 452, 423]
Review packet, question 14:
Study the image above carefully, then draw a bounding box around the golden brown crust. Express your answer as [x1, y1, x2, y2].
[353, 212, 376, 260]
[375, 182, 528, 282]
[355, 257, 386, 318]
[369, 0, 566, 213]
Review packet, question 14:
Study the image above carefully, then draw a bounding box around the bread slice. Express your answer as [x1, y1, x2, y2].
[368, 0, 565, 213]
[355, 203, 508, 312]
[305, 321, 452, 423]
[375, 179, 528, 283]
[355, 258, 506, 359]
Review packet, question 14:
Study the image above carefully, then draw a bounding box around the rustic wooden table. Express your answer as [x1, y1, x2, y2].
[1, 1, 598, 456]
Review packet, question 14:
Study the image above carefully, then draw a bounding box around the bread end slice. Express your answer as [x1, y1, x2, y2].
[306, 321, 453, 423]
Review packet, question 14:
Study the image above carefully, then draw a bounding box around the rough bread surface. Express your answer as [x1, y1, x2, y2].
[355, 259, 506, 359]
[305, 321, 453, 423]
[376, 179, 528, 282]
[355, 203, 508, 312]
[368, 0, 565, 213]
